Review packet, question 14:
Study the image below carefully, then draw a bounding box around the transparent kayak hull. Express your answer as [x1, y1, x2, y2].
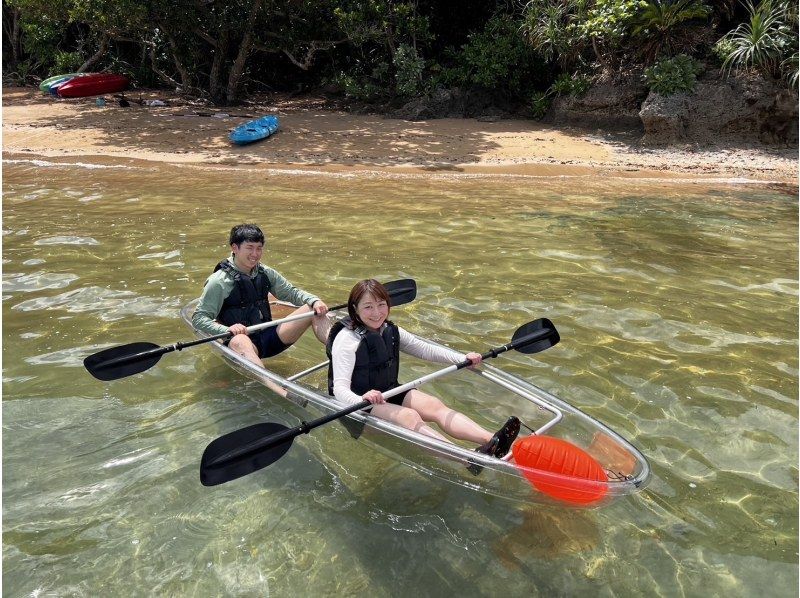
[181, 301, 650, 507]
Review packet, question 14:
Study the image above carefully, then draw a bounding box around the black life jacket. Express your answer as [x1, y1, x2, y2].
[326, 318, 400, 396]
[212, 260, 273, 328]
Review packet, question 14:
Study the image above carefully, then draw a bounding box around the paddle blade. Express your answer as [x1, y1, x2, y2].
[511, 318, 560, 354]
[84, 342, 163, 381]
[200, 422, 293, 486]
[384, 278, 416, 307]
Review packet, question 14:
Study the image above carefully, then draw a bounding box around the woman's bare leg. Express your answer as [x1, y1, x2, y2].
[402, 390, 492, 445]
[369, 403, 451, 442]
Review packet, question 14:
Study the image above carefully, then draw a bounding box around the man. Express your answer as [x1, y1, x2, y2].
[193, 224, 330, 372]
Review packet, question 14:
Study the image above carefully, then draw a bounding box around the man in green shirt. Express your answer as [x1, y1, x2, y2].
[193, 224, 330, 371]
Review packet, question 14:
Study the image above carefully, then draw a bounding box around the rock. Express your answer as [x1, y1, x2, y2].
[639, 92, 690, 144]
[390, 88, 459, 120]
[548, 81, 649, 130]
[389, 87, 513, 121]
[640, 73, 799, 145]
[760, 89, 799, 145]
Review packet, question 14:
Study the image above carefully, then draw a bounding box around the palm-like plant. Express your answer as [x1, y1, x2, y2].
[782, 52, 798, 87]
[718, 0, 794, 77]
[632, 0, 712, 61]
[521, 0, 588, 68]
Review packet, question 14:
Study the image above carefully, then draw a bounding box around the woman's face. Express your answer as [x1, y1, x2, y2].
[355, 292, 389, 331]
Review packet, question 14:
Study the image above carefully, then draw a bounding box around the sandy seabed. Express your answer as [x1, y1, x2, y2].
[2, 87, 797, 185]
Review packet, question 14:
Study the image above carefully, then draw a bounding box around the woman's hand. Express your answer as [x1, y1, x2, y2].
[228, 323, 248, 336]
[362, 389, 385, 404]
[465, 352, 483, 369]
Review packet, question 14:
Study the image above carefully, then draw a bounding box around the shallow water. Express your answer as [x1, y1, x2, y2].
[3, 159, 798, 596]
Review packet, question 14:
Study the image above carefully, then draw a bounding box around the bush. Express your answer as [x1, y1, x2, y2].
[456, 14, 544, 96]
[551, 72, 591, 96]
[332, 71, 384, 101]
[393, 43, 425, 97]
[529, 90, 552, 117]
[643, 54, 700, 94]
[631, 0, 711, 62]
[53, 50, 83, 73]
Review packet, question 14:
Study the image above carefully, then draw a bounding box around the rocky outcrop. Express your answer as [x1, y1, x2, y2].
[390, 87, 515, 120]
[639, 73, 798, 145]
[548, 81, 649, 130]
[387, 72, 797, 148]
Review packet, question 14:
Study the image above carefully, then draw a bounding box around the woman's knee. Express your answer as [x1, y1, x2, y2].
[412, 394, 449, 421]
[397, 407, 424, 429]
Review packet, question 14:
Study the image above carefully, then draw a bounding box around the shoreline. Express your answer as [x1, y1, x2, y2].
[3, 87, 798, 185]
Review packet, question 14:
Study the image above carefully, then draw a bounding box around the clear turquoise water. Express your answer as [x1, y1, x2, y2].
[3, 159, 798, 596]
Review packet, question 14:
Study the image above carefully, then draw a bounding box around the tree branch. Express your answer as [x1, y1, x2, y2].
[79, 33, 110, 72]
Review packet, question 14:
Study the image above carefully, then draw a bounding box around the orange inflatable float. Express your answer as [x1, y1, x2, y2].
[512, 435, 609, 505]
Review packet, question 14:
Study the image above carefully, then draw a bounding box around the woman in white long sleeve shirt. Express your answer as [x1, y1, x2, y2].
[328, 279, 520, 457]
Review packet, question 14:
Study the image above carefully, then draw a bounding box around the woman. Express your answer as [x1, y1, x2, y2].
[327, 279, 519, 457]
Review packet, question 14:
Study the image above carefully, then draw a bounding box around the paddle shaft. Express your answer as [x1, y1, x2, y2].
[96, 302, 346, 370]
[206, 325, 554, 467]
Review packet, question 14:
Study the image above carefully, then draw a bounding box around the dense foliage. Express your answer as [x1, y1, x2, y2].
[2, 0, 797, 106]
[644, 53, 701, 93]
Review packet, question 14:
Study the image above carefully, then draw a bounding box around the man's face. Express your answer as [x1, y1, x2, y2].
[231, 241, 263, 271]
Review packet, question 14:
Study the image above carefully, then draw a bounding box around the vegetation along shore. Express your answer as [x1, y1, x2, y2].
[3, 0, 798, 182]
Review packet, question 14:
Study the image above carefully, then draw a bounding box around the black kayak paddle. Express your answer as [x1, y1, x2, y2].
[84, 278, 417, 381]
[200, 317, 560, 486]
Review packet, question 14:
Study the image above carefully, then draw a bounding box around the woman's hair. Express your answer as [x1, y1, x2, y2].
[229, 223, 265, 246]
[347, 279, 392, 328]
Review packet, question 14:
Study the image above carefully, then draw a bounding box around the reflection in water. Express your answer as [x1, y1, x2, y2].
[491, 507, 600, 566]
[2, 161, 797, 596]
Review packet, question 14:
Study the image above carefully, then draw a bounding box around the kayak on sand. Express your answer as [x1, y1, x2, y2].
[229, 115, 279, 145]
[57, 73, 129, 98]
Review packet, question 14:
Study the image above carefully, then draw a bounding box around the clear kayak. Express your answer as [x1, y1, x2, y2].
[181, 300, 651, 507]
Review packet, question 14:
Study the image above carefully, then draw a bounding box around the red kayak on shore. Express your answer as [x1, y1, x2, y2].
[57, 73, 129, 98]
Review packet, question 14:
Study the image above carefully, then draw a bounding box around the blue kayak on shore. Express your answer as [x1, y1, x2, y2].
[229, 115, 279, 145]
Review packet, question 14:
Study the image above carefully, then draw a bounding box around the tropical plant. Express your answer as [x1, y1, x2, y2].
[643, 53, 700, 93]
[394, 43, 425, 97]
[631, 0, 712, 62]
[550, 72, 592, 96]
[716, 0, 796, 77]
[578, 0, 648, 61]
[53, 49, 81, 72]
[521, 0, 587, 68]
[782, 51, 798, 87]
[456, 13, 544, 96]
[529, 90, 552, 117]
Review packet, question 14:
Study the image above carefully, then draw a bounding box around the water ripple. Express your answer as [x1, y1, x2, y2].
[33, 236, 99, 246]
[24, 346, 90, 368]
[570, 304, 794, 349]
[3, 271, 79, 292]
[708, 278, 799, 296]
[11, 286, 179, 321]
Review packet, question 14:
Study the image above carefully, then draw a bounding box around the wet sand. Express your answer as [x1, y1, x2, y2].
[3, 87, 797, 184]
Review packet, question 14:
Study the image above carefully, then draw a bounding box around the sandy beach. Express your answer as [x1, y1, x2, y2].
[3, 87, 797, 184]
